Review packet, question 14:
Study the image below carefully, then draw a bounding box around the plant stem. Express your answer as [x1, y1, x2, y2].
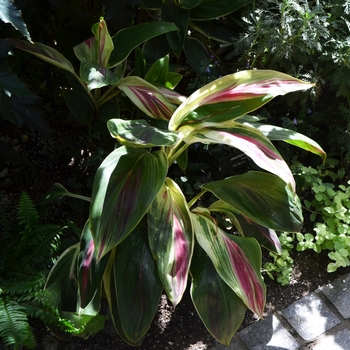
[188, 189, 207, 209]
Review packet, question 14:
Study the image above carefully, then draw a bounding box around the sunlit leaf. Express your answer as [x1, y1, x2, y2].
[191, 208, 266, 317]
[91, 19, 114, 67]
[148, 178, 193, 307]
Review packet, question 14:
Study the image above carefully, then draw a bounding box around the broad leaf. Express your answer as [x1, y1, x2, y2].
[0, 0, 31, 41]
[144, 55, 169, 86]
[148, 178, 194, 307]
[190, 244, 246, 345]
[181, 122, 295, 189]
[182, 0, 203, 9]
[118, 76, 176, 120]
[208, 200, 281, 253]
[169, 70, 313, 131]
[191, 208, 266, 317]
[190, 0, 250, 20]
[10, 39, 75, 74]
[162, 5, 189, 56]
[80, 59, 118, 90]
[90, 147, 168, 260]
[103, 223, 163, 346]
[108, 21, 178, 68]
[202, 171, 303, 232]
[242, 121, 326, 162]
[107, 118, 179, 147]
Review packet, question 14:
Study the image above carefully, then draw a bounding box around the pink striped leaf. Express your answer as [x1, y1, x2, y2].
[241, 121, 326, 162]
[103, 221, 163, 346]
[190, 244, 247, 345]
[148, 178, 194, 307]
[117, 76, 176, 120]
[107, 118, 179, 148]
[90, 146, 168, 260]
[180, 121, 295, 190]
[208, 200, 281, 253]
[191, 208, 266, 317]
[169, 70, 313, 130]
[202, 171, 303, 232]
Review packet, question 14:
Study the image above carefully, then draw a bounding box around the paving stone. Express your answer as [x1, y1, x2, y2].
[313, 328, 350, 350]
[320, 273, 350, 319]
[238, 315, 299, 350]
[281, 292, 340, 341]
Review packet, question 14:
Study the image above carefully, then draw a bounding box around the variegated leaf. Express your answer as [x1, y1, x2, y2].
[91, 19, 114, 67]
[191, 208, 266, 317]
[90, 147, 168, 260]
[148, 178, 194, 307]
[202, 171, 303, 232]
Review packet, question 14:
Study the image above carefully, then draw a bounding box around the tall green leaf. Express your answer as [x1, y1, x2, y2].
[202, 171, 303, 232]
[108, 21, 178, 68]
[90, 147, 168, 260]
[103, 223, 163, 346]
[190, 245, 246, 345]
[148, 178, 194, 307]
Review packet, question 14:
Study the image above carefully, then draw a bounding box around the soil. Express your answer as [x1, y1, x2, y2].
[2, 104, 350, 350]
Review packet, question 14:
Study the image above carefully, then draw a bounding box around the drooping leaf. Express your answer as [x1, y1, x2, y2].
[103, 222, 163, 346]
[117, 76, 176, 120]
[90, 147, 168, 260]
[107, 118, 179, 148]
[190, 244, 246, 345]
[80, 59, 118, 90]
[180, 122, 295, 189]
[169, 70, 314, 131]
[77, 220, 110, 310]
[191, 208, 266, 317]
[208, 200, 281, 253]
[10, 39, 75, 74]
[242, 121, 326, 162]
[108, 21, 178, 68]
[202, 171, 303, 232]
[162, 5, 189, 56]
[148, 178, 194, 307]
[190, 0, 249, 20]
[0, 0, 31, 41]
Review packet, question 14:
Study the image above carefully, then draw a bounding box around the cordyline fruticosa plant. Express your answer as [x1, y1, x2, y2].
[43, 70, 326, 345]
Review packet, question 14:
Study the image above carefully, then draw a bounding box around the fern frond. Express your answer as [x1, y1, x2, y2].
[0, 297, 36, 349]
[1, 273, 46, 295]
[17, 192, 39, 231]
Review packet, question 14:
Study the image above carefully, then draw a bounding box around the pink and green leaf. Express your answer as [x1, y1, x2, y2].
[202, 171, 303, 232]
[181, 122, 295, 190]
[73, 36, 98, 64]
[103, 222, 163, 346]
[91, 19, 114, 67]
[169, 70, 313, 130]
[148, 178, 194, 307]
[118, 76, 176, 120]
[241, 121, 326, 162]
[107, 118, 179, 148]
[190, 244, 247, 345]
[191, 208, 266, 317]
[209, 200, 281, 253]
[89, 147, 168, 260]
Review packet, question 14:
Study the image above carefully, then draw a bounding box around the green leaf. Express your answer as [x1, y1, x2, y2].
[181, 122, 296, 189]
[103, 223, 163, 346]
[202, 171, 303, 232]
[148, 178, 194, 307]
[242, 121, 326, 162]
[190, 0, 249, 20]
[0, 1, 31, 41]
[80, 59, 118, 90]
[10, 39, 75, 74]
[107, 118, 179, 147]
[108, 21, 178, 68]
[182, 0, 203, 9]
[190, 244, 246, 345]
[162, 5, 189, 56]
[145, 55, 169, 86]
[169, 70, 313, 131]
[191, 208, 266, 317]
[90, 147, 168, 260]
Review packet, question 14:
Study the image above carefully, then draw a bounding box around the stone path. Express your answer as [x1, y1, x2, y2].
[208, 273, 350, 350]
